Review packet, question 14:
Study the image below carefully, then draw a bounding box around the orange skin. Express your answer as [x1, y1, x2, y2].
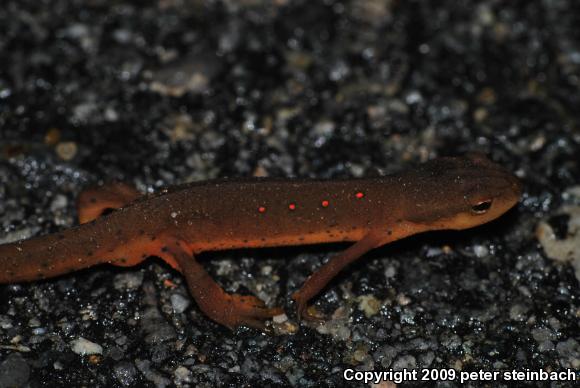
[0, 154, 522, 330]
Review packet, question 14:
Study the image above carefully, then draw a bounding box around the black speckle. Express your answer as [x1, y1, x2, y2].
[87, 251, 93, 256]
[58, 234, 66, 240]
[90, 197, 97, 203]
[387, 230, 393, 235]
[161, 246, 168, 253]
[298, 237, 305, 241]
[243, 239, 248, 243]
[40, 261, 49, 269]
[150, 236, 157, 241]
[138, 229, 145, 235]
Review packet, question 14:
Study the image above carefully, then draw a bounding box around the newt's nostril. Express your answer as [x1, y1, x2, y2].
[510, 177, 523, 197]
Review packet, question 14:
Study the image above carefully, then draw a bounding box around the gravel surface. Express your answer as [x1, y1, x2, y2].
[0, 0, 579, 387]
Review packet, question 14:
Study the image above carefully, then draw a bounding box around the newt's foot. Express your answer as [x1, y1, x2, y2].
[291, 291, 325, 323]
[216, 294, 283, 331]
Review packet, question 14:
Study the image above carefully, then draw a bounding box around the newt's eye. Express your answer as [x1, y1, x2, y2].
[471, 200, 492, 214]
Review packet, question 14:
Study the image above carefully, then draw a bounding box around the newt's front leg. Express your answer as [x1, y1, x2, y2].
[291, 232, 387, 320]
[160, 241, 283, 330]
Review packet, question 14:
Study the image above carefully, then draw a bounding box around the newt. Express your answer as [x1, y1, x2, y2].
[0, 153, 522, 330]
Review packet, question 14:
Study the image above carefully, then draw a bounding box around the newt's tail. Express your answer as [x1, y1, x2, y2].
[0, 222, 109, 284]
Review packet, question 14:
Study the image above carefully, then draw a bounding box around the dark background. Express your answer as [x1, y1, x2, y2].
[0, 0, 578, 386]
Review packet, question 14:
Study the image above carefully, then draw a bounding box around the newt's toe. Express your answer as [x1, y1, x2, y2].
[225, 294, 283, 330]
[292, 291, 325, 323]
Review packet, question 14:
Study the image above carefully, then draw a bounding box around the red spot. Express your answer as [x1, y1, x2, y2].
[288, 203, 296, 210]
[321, 200, 330, 208]
[258, 206, 267, 213]
[355, 191, 365, 199]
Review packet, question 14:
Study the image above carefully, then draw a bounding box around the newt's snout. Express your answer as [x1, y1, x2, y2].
[509, 173, 523, 199]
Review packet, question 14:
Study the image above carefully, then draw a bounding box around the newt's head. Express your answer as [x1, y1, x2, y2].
[403, 153, 522, 230]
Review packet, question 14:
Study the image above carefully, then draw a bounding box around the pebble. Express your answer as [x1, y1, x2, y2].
[70, 337, 103, 356]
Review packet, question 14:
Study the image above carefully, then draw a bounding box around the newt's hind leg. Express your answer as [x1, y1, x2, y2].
[160, 241, 283, 330]
[77, 182, 141, 224]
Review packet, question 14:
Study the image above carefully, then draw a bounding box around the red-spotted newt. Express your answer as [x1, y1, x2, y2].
[0, 153, 522, 330]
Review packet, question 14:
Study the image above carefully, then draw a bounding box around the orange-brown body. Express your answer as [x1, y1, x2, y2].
[0, 154, 522, 329]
